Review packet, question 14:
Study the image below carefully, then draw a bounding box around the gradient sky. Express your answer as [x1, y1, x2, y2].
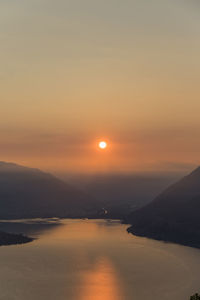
[1, 0, 200, 173]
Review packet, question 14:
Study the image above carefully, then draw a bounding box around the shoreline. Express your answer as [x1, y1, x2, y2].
[0, 231, 34, 247]
[127, 225, 200, 249]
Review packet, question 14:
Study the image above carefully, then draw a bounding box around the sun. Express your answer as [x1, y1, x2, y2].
[98, 141, 107, 149]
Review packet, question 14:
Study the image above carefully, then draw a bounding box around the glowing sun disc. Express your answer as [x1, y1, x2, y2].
[99, 141, 107, 149]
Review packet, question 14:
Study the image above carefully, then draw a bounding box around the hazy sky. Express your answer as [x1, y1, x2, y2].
[1, 0, 200, 173]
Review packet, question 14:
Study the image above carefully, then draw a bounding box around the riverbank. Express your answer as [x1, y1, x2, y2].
[127, 224, 200, 249]
[0, 230, 34, 246]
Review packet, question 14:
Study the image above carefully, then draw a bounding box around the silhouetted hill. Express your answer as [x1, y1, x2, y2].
[0, 162, 97, 219]
[127, 167, 200, 248]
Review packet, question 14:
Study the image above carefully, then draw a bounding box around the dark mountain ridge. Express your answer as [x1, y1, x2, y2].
[127, 166, 200, 248]
[0, 162, 97, 219]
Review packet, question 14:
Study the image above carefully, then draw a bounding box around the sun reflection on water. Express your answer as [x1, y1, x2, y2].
[79, 257, 123, 300]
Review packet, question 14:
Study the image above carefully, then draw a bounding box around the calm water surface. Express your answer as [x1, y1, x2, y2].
[0, 219, 200, 300]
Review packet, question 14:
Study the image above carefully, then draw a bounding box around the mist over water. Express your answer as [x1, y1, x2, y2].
[0, 219, 199, 300]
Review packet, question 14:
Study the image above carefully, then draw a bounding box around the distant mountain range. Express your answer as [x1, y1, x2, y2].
[0, 162, 98, 219]
[0, 161, 180, 220]
[61, 173, 178, 218]
[0, 161, 183, 220]
[127, 166, 200, 248]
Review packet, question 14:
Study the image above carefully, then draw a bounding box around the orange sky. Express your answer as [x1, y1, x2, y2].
[1, 0, 200, 173]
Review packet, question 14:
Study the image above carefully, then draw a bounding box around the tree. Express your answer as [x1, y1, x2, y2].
[190, 293, 200, 300]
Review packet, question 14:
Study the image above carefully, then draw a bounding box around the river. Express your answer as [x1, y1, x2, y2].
[0, 219, 199, 300]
